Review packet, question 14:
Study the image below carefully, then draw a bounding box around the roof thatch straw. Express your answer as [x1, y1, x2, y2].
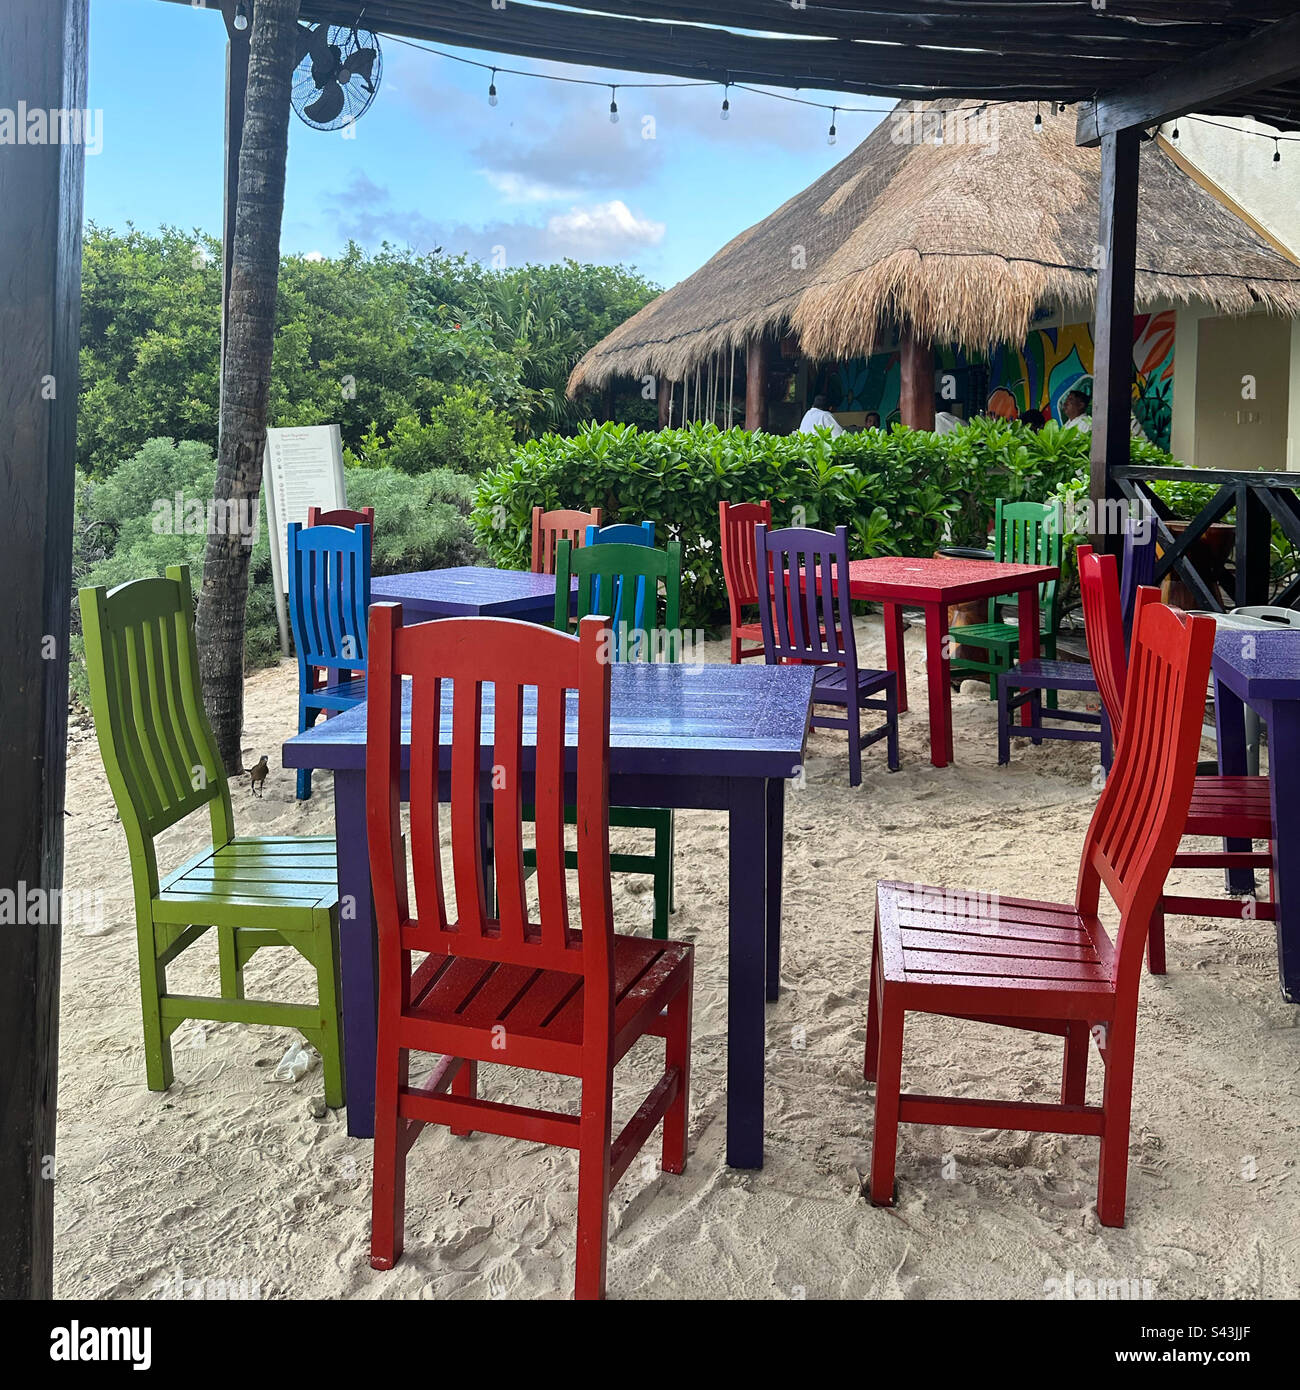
[568, 101, 1300, 397]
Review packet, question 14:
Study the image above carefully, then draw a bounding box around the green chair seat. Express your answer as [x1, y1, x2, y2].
[79, 566, 344, 1107]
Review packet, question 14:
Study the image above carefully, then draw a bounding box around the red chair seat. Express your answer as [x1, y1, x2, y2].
[405, 934, 692, 1071]
[1186, 775, 1273, 839]
[875, 881, 1114, 1019]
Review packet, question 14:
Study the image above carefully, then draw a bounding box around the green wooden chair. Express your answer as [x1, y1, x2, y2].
[79, 565, 344, 1106]
[538, 538, 683, 938]
[948, 498, 1063, 702]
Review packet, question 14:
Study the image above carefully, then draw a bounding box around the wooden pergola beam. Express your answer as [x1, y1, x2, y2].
[1077, 11, 1300, 145]
[0, 0, 87, 1300]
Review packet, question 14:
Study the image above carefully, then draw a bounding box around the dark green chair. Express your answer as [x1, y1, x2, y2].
[79, 565, 343, 1105]
[948, 498, 1063, 701]
[535, 538, 682, 938]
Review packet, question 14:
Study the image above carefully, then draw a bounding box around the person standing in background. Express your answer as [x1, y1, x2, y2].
[799, 394, 845, 437]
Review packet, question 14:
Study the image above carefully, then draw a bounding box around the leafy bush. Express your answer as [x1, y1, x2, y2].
[69, 438, 479, 701]
[345, 386, 515, 476]
[473, 419, 1168, 626]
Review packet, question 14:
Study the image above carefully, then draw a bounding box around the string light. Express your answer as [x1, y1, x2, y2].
[1033, 103, 1043, 134]
[721, 84, 731, 121]
[609, 86, 620, 124]
[233, 1, 249, 31]
[488, 68, 498, 106]
[1275, 138, 1282, 164]
[828, 107, 838, 146]
[1171, 122, 1180, 142]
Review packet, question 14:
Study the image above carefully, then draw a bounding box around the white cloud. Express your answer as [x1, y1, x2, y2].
[546, 200, 665, 252]
[481, 169, 580, 204]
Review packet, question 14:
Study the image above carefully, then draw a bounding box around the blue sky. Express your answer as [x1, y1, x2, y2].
[86, 0, 887, 289]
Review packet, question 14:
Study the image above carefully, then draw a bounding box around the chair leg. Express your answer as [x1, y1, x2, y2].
[314, 916, 345, 1109]
[138, 928, 174, 1092]
[1147, 901, 1167, 976]
[869, 992, 905, 1206]
[574, 1070, 614, 1300]
[864, 927, 882, 1082]
[297, 703, 320, 800]
[847, 695, 863, 787]
[652, 811, 673, 941]
[450, 1059, 478, 1137]
[997, 676, 1012, 765]
[885, 679, 900, 772]
[1100, 710, 1114, 775]
[218, 926, 244, 1000]
[1062, 1021, 1089, 1105]
[369, 1032, 409, 1270]
[1030, 689, 1043, 745]
[1096, 1016, 1137, 1228]
[661, 963, 693, 1176]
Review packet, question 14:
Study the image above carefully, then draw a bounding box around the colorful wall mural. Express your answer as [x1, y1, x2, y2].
[827, 309, 1176, 449]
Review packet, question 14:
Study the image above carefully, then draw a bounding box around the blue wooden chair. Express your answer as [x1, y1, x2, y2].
[288, 521, 370, 800]
[998, 506, 1157, 770]
[585, 520, 654, 630]
[755, 523, 899, 785]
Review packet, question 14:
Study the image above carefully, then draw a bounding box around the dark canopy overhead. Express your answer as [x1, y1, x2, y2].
[261, 1, 1300, 130]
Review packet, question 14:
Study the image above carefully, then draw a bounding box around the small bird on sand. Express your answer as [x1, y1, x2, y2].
[248, 756, 269, 797]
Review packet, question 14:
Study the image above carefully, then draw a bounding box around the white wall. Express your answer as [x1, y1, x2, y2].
[1158, 116, 1300, 260]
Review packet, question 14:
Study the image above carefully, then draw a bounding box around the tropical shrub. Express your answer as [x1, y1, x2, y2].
[345, 386, 515, 476]
[472, 418, 1168, 626]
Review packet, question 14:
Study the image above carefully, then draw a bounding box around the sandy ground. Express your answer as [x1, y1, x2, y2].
[55, 616, 1300, 1301]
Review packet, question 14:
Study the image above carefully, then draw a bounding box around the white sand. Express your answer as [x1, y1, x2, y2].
[55, 616, 1300, 1300]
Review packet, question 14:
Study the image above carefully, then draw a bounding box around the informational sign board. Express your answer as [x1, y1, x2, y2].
[263, 424, 348, 655]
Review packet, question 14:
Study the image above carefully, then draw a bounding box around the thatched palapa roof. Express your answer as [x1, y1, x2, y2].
[568, 102, 1300, 396]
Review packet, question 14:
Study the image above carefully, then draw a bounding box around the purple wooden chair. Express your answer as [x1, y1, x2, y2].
[998, 504, 1157, 770]
[755, 523, 899, 785]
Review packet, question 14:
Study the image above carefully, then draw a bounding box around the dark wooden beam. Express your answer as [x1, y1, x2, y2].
[0, 0, 87, 1300]
[899, 331, 935, 431]
[1078, 11, 1300, 145]
[745, 337, 769, 432]
[1090, 128, 1141, 554]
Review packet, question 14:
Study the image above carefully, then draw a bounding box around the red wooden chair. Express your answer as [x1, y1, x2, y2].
[307, 504, 375, 533]
[305, 505, 375, 702]
[865, 596, 1215, 1227]
[365, 607, 694, 1299]
[530, 505, 602, 575]
[1078, 545, 1275, 972]
[719, 499, 772, 663]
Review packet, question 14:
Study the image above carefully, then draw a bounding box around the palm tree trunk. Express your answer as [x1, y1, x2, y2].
[197, 0, 300, 772]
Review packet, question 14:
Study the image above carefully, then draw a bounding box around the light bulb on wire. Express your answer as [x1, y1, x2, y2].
[721, 86, 731, 121]
[488, 70, 498, 107]
[1275, 138, 1282, 165]
[1033, 104, 1043, 134]
[609, 88, 620, 125]
[828, 108, 838, 146]
[233, 1, 249, 31]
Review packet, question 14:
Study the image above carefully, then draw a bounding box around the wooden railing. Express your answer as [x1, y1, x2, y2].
[1112, 465, 1300, 613]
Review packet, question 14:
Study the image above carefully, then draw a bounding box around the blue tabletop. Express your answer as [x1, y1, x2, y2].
[371, 566, 573, 618]
[1213, 628, 1300, 703]
[284, 661, 814, 780]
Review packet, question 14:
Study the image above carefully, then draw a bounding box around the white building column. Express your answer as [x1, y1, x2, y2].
[1170, 304, 1203, 466]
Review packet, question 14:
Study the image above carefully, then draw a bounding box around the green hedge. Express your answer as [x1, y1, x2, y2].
[473, 419, 1180, 627]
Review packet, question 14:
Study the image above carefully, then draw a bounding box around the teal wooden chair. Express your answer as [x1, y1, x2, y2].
[948, 498, 1062, 701]
[79, 565, 344, 1106]
[545, 538, 682, 938]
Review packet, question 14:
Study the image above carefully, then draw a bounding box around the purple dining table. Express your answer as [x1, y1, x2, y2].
[370, 565, 575, 622]
[282, 658, 815, 1168]
[1213, 627, 1300, 1002]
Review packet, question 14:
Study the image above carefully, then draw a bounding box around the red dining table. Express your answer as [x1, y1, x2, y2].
[846, 556, 1060, 768]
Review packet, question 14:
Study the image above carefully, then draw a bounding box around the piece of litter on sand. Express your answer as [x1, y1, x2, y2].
[272, 1041, 317, 1083]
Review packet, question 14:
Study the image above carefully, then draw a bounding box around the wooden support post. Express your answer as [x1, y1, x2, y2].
[899, 331, 935, 431]
[1237, 485, 1272, 607]
[0, 0, 88, 1300]
[1090, 127, 1141, 553]
[657, 379, 672, 430]
[745, 337, 769, 432]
